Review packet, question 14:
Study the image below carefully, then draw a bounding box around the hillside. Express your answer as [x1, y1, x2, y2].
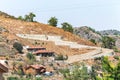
[0, 12, 97, 56]
[74, 26, 120, 49]
[0, 11, 16, 19]
[98, 30, 120, 49]
[0, 16, 94, 46]
[0, 34, 17, 56]
[74, 26, 102, 42]
[0, 11, 115, 80]
[98, 30, 120, 35]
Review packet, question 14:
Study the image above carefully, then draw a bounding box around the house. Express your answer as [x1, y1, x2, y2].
[27, 46, 46, 53]
[0, 63, 8, 80]
[26, 46, 54, 57]
[25, 65, 46, 75]
[33, 50, 54, 57]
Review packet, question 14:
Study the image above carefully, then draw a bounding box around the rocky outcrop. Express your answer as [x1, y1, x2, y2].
[98, 30, 120, 35]
[74, 26, 102, 42]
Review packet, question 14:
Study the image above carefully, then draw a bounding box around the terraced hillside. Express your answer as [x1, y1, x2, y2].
[0, 16, 94, 46]
[0, 12, 114, 63]
[0, 15, 97, 56]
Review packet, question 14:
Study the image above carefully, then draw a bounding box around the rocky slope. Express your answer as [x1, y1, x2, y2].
[74, 26, 102, 42]
[98, 30, 120, 35]
[99, 30, 120, 49]
[74, 26, 120, 49]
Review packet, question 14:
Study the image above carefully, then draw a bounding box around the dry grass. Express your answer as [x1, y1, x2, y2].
[0, 16, 95, 46]
[0, 16, 96, 56]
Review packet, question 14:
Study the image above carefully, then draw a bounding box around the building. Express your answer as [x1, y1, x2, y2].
[27, 46, 46, 53]
[33, 50, 54, 57]
[0, 63, 8, 80]
[25, 65, 46, 75]
[27, 46, 54, 57]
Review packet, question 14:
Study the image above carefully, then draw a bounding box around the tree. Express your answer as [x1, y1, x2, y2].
[102, 36, 115, 49]
[29, 12, 36, 22]
[48, 17, 58, 27]
[61, 22, 73, 33]
[94, 56, 120, 80]
[60, 64, 91, 80]
[24, 15, 30, 21]
[13, 42, 23, 53]
[19, 12, 36, 22]
[18, 16, 23, 20]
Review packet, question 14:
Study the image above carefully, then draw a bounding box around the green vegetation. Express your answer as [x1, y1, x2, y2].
[26, 52, 36, 61]
[48, 17, 58, 27]
[60, 64, 91, 80]
[90, 39, 96, 45]
[7, 77, 42, 80]
[60, 56, 120, 80]
[95, 56, 120, 80]
[102, 36, 115, 49]
[18, 12, 36, 22]
[55, 54, 68, 60]
[26, 52, 36, 64]
[61, 22, 73, 33]
[7, 77, 19, 80]
[13, 42, 23, 53]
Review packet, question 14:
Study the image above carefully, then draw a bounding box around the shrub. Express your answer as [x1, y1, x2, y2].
[35, 77, 42, 80]
[102, 36, 115, 49]
[114, 56, 119, 60]
[55, 54, 68, 60]
[7, 77, 19, 80]
[26, 53, 36, 61]
[13, 42, 23, 53]
[90, 39, 96, 44]
[60, 65, 91, 80]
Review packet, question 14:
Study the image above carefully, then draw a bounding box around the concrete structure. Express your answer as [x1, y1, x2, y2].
[16, 34, 93, 49]
[17, 34, 114, 63]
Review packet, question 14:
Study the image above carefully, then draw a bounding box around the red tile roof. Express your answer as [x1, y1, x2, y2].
[27, 46, 46, 49]
[0, 63, 8, 72]
[33, 50, 54, 55]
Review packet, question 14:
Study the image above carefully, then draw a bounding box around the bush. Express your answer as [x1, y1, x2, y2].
[35, 77, 42, 80]
[102, 36, 115, 49]
[13, 42, 23, 53]
[26, 53, 35, 61]
[90, 39, 96, 44]
[114, 56, 119, 60]
[7, 77, 19, 80]
[55, 54, 68, 60]
[60, 65, 91, 80]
